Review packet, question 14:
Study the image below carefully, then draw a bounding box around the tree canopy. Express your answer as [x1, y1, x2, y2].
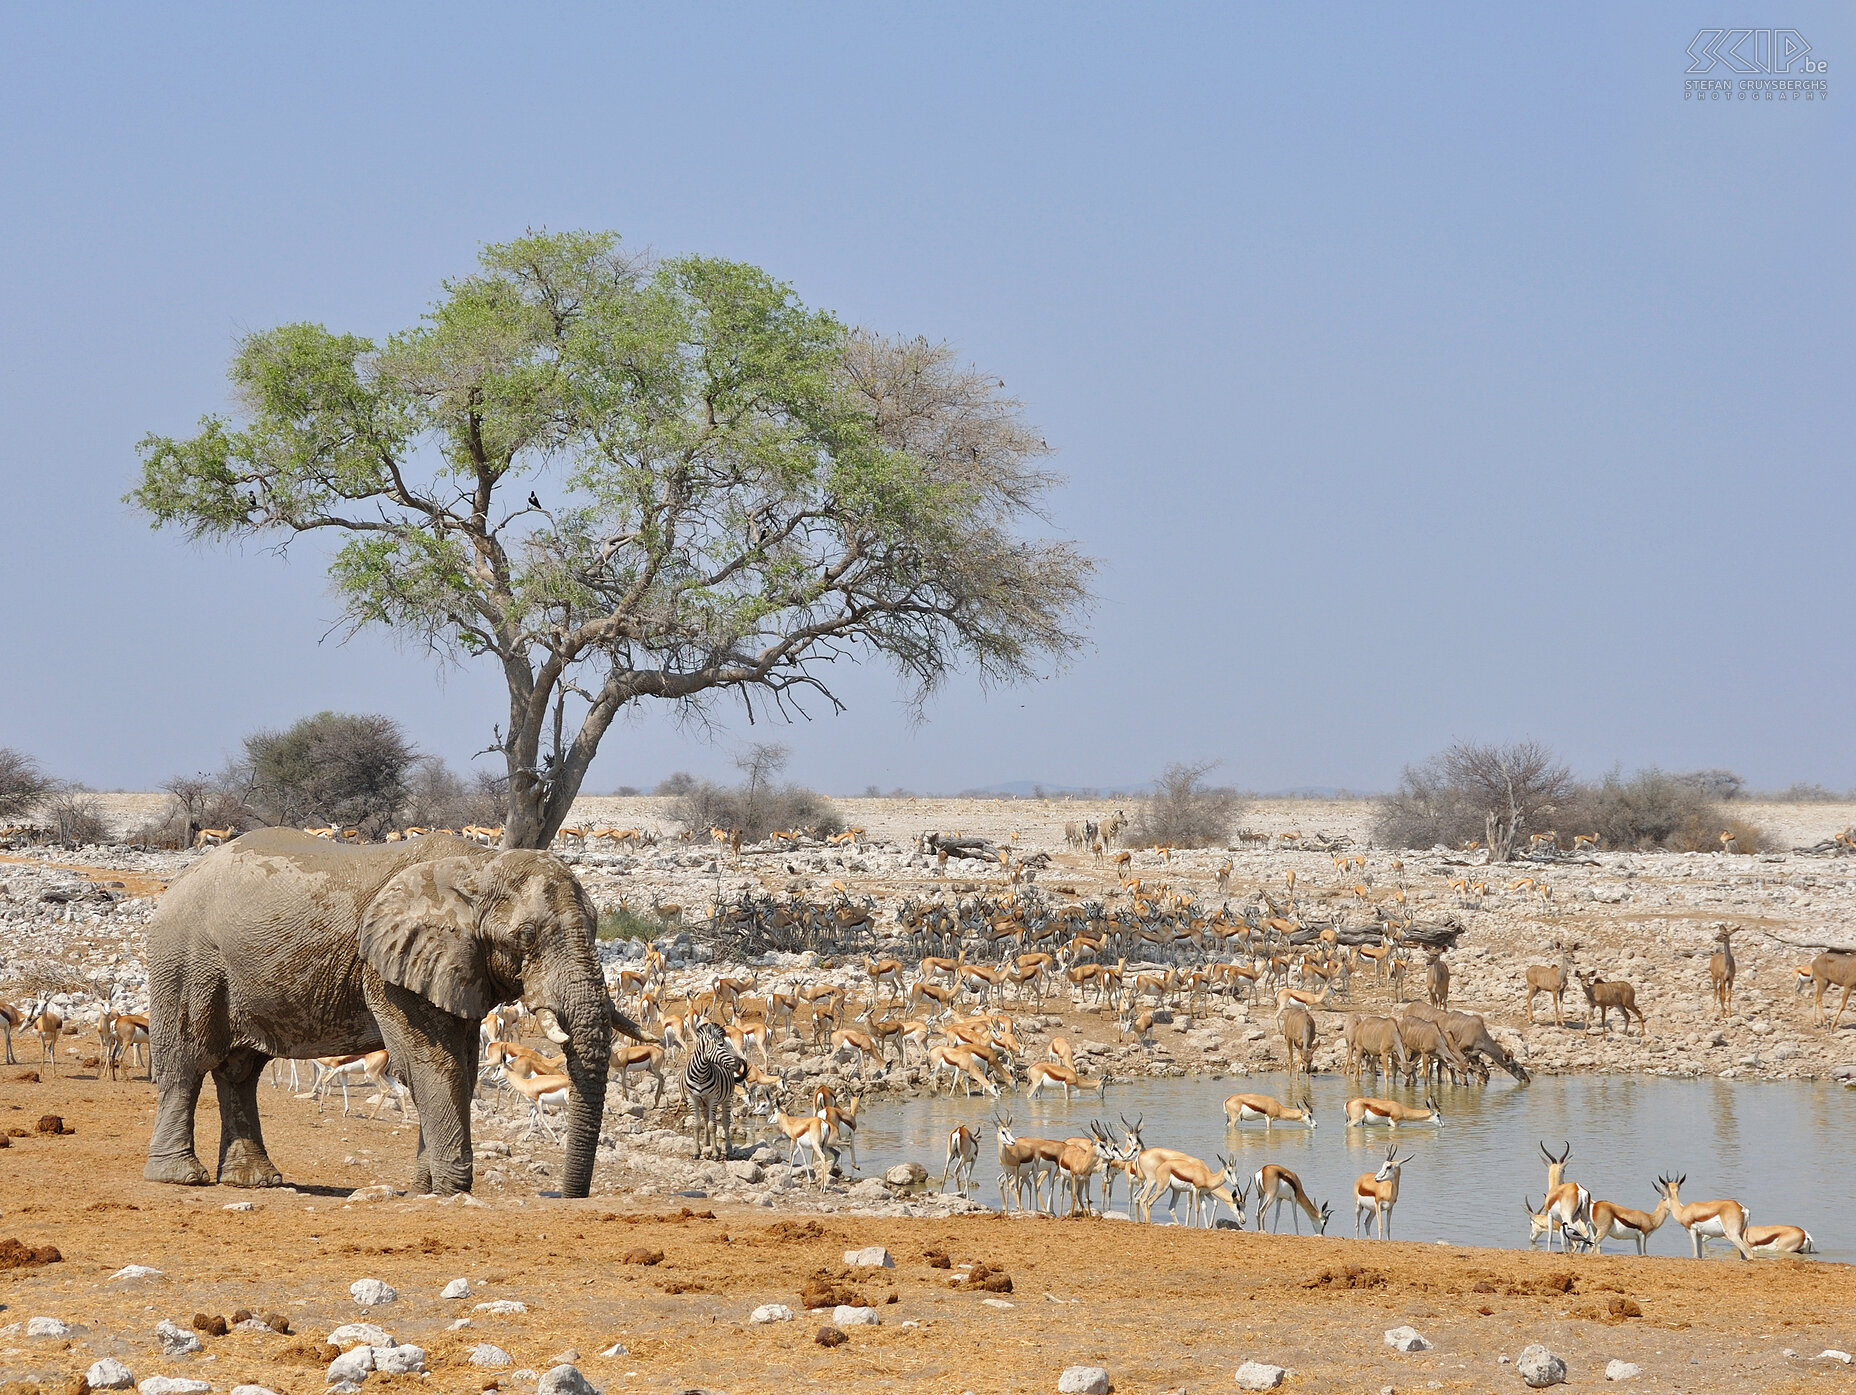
[131, 231, 1093, 845]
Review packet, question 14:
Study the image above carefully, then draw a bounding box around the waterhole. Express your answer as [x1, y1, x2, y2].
[852, 1073, 1851, 1260]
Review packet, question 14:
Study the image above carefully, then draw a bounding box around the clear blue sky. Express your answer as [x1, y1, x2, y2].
[2, 5, 1850, 796]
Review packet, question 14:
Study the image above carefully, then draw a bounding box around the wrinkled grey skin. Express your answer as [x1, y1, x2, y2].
[143, 829, 644, 1197]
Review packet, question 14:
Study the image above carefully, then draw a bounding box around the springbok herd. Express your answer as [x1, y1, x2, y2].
[5, 803, 1852, 1267]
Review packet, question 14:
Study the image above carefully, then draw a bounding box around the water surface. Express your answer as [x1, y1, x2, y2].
[854, 1073, 1852, 1261]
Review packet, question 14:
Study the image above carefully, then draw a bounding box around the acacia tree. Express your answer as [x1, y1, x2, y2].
[131, 232, 1092, 847]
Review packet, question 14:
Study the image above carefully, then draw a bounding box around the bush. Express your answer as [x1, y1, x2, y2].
[1375, 740, 1574, 859]
[1560, 767, 1762, 853]
[0, 748, 52, 822]
[654, 771, 698, 797]
[401, 758, 503, 830]
[1767, 782, 1846, 803]
[1126, 760, 1243, 849]
[598, 905, 681, 942]
[44, 786, 107, 844]
[664, 744, 840, 842]
[242, 712, 416, 835]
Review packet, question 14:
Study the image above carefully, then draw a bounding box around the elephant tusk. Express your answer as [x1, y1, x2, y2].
[534, 1007, 571, 1045]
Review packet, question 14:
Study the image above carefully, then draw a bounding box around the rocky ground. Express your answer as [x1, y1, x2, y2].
[2, 1074, 1854, 1395]
[2, 798, 1854, 1392]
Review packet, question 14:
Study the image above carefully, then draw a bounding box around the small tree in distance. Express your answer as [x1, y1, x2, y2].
[1128, 759, 1243, 849]
[1375, 739, 1574, 862]
[0, 748, 53, 822]
[242, 712, 417, 836]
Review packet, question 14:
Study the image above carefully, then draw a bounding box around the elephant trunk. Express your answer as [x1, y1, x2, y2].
[557, 986, 612, 1199]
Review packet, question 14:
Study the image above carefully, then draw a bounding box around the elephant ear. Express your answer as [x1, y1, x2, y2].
[358, 857, 494, 1020]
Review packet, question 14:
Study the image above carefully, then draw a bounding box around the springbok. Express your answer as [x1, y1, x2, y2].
[941, 1124, 980, 1196]
[1583, 1194, 1670, 1256]
[1345, 1095, 1441, 1129]
[1252, 1163, 1331, 1234]
[1353, 1145, 1412, 1239]
[1534, 1142, 1592, 1252]
[1743, 1224, 1817, 1256]
[1658, 1173, 1754, 1259]
[1223, 1093, 1315, 1130]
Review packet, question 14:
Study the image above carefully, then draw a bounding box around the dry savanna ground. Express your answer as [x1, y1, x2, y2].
[4, 796, 1855, 1395]
[1, 1074, 1853, 1395]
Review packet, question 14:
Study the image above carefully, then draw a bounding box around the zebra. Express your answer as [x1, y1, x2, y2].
[683, 1021, 747, 1160]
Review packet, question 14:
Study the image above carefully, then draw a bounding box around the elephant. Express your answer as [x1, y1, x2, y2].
[143, 829, 645, 1197]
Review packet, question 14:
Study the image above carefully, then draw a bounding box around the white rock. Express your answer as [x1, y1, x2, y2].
[1818, 1350, 1853, 1364]
[1384, 1326, 1431, 1353]
[832, 1304, 880, 1326]
[982, 1298, 1015, 1309]
[222, 1201, 254, 1211]
[1518, 1344, 1568, 1388]
[537, 1365, 601, 1395]
[475, 1298, 529, 1314]
[441, 1277, 471, 1299]
[326, 1345, 375, 1383]
[470, 1343, 514, 1368]
[326, 1322, 395, 1349]
[155, 1319, 202, 1356]
[751, 1303, 795, 1324]
[449, 1317, 474, 1330]
[234, 1318, 276, 1334]
[230, 1387, 282, 1395]
[87, 1357, 136, 1389]
[599, 1341, 628, 1357]
[327, 1382, 363, 1395]
[110, 1265, 164, 1281]
[139, 1380, 211, 1395]
[1234, 1363, 1286, 1390]
[374, 1343, 428, 1374]
[1605, 1361, 1642, 1381]
[350, 1277, 398, 1306]
[1058, 1366, 1112, 1395]
[844, 1246, 895, 1268]
[26, 1316, 70, 1337]
[885, 1162, 929, 1186]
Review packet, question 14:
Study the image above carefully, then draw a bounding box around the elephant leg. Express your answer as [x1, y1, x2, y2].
[369, 977, 476, 1195]
[144, 1056, 211, 1186]
[213, 1048, 284, 1187]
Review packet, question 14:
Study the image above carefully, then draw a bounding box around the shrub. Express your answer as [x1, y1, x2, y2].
[1126, 760, 1244, 849]
[1767, 782, 1845, 803]
[0, 748, 52, 822]
[664, 744, 840, 842]
[242, 712, 416, 835]
[1560, 767, 1762, 853]
[401, 758, 503, 830]
[598, 905, 681, 942]
[44, 786, 107, 844]
[1375, 740, 1574, 860]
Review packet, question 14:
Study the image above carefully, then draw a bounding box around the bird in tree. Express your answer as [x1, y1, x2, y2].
[130, 230, 1094, 849]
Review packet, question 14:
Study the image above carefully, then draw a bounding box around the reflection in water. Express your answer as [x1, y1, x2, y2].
[849, 1074, 1851, 1261]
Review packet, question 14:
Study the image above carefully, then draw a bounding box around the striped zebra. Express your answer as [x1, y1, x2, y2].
[683, 1021, 747, 1160]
